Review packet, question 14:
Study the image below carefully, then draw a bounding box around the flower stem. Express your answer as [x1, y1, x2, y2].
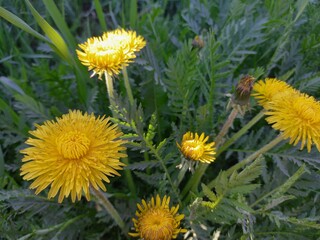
[181, 110, 265, 201]
[145, 140, 182, 206]
[217, 110, 265, 155]
[104, 72, 137, 198]
[207, 134, 284, 190]
[122, 156, 137, 199]
[122, 65, 134, 106]
[176, 162, 189, 187]
[215, 108, 239, 147]
[91, 187, 125, 232]
[104, 72, 115, 106]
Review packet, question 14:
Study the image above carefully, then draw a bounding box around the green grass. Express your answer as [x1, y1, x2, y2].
[1, 0, 320, 239]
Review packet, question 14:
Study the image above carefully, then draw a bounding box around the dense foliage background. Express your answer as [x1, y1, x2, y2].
[1, 0, 320, 239]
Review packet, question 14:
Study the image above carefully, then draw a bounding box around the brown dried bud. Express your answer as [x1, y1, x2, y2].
[233, 75, 255, 106]
[192, 36, 205, 49]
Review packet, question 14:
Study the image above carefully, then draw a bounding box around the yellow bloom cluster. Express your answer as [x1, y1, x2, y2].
[77, 28, 146, 79]
[20, 110, 127, 203]
[177, 132, 216, 164]
[129, 195, 187, 240]
[253, 78, 320, 152]
[20, 28, 189, 237]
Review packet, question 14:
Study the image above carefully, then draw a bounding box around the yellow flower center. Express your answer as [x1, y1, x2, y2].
[139, 208, 175, 240]
[57, 131, 91, 159]
[181, 140, 204, 160]
[89, 42, 117, 56]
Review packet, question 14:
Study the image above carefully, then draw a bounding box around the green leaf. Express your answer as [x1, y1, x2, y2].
[14, 94, 50, 121]
[0, 146, 4, 177]
[25, 0, 73, 64]
[145, 113, 157, 143]
[42, 0, 77, 50]
[262, 195, 296, 211]
[93, 0, 107, 31]
[0, 7, 48, 43]
[273, 164, 306, 199]
[201, 183, 217, 202]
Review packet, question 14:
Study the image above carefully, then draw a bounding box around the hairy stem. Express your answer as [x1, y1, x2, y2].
[91, 187, 125, 232]
[104, 71, 136, 199]
[104, 72, 115, 106]
[122, 65, 134, 106]
[215, 108, 239, 147]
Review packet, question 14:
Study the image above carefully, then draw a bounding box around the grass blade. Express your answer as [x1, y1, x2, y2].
[0, 7, 48, 43]
[94, 0, 107, 31]
[42, 0, 77, 50]
[24, 0, 73, 64]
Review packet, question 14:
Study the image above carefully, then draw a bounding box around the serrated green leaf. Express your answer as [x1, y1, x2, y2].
[229, 184, 260, 195]
[263, 195, 296, 211]
[201, 183, 217, 202]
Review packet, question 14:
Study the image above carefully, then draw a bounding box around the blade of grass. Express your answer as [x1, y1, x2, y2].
[0, 98, 20, 127]
[0, 147, 3, 177]
[0, 7, 49, 43]
[24, 0, 73, 64]
[129, 0, 137, 28]
[94, 0, 107, 31]
[24, 0, 88, 106]
[42, 0, 77, 50]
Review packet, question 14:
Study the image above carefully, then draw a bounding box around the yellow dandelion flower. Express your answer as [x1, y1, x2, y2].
[129, 195, 187, 240]
[76, 28, 146, 79]
[20, 110, 127, 203]
[177, 132, 216, 163]
[252, 78, 296, 109]
[265, 92, 320, 152]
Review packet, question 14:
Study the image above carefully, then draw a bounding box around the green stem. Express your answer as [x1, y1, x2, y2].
[93, 0, 107, 31]
[145, 140, 182, 206]
[181, 110, 265, 201]
[122, 65, 134, 106]
[180, 163, 207, 201]
[144, 151, 151, 175]
[215, 108, 239, 147]
[250, 164, 305, 208]
[207, 134, 284, 190]
[122, 156, 137, 199]
[104, 72, 115, 106]
[104, 72, 137, 199]
[176, 162, 188, 187]
[91, 187, 125, 232]
[217, 110, 265, 155]
[18, 215, 85, 240]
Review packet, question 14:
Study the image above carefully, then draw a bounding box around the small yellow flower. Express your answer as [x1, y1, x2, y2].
[177, 132, 216, 163]
[76, 28, 146, 79]
[265, 92, 320, 152]
[252, 78, 296, 109]
[20, 110, 127, 203]
[129, 195, 187, 240]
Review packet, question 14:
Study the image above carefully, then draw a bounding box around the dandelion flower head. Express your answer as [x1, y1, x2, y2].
[177, 132, 216, 164]
[129, 195, 187, 240]
[252, 78, 296, 109]
[265, 92, 320, 152]
[77, 28, 146, 79]
[20, 110, 127, 203]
